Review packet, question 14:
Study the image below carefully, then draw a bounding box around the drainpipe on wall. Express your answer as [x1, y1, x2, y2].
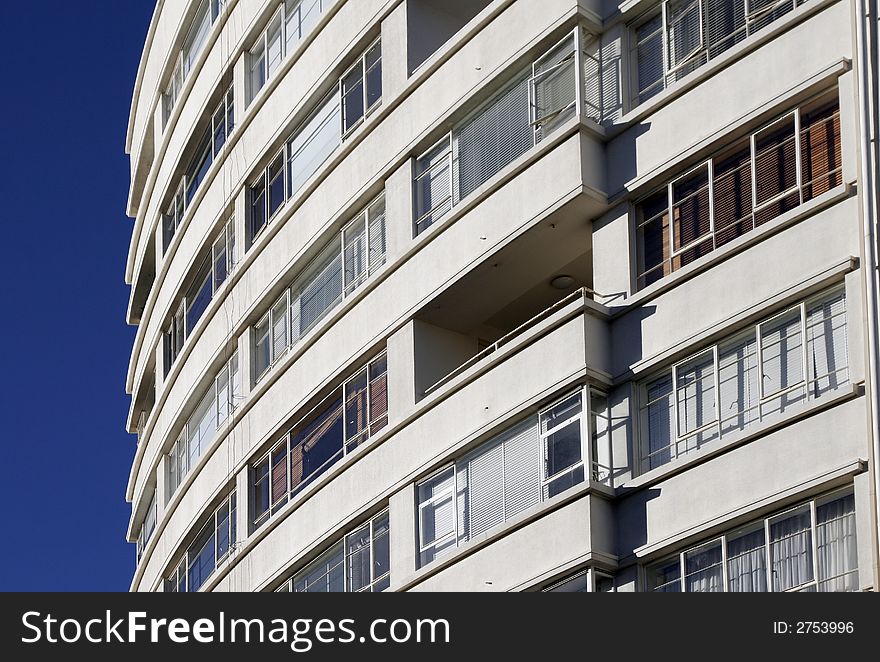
[855, 0, 880, 589]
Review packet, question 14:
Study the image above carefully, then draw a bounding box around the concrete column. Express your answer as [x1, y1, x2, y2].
[384, 158, 414, 265]
[156, 454, 169, 513]
[854, 470, 877, 591]
[238, 326, 254, 393]
[381, 1, 410, 104]
[389, 483, 417, 590]
[386, 321, 416, 426]
[591, 201, 633, 309]
[235, 464, 251, 543]
[155, 336, 167, 386]
[233, 185, 247, 269]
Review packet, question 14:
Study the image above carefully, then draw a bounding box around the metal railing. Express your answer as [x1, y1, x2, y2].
[423, 287, 593, 396]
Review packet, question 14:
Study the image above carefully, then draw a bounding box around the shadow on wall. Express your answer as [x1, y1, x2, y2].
[407, 0, 492, 73]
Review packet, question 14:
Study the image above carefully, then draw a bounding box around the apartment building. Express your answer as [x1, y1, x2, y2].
[123, 0, 880, 592]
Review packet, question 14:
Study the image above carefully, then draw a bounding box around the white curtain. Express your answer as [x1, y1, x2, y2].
[770, 508, 813, 591]
[816, 494, 858, 591]
[684, 542, 724, 592]
[727, 527, 767, 592]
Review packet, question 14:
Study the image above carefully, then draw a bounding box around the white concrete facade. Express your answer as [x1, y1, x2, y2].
[122, 0, 880, 593]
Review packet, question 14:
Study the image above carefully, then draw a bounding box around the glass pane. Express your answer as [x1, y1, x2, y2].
[252, 457, 270, 523]
[667, 0, 706, 78]
[289, 395, 344, 492]
[642, 374, 674, 470]
[806, 290, 848, 398]
[266, 15, 284, 77]
[344, 368, 369, 451]
[754, 113, 798, 209]
[727, 524, 767, 592]
[365, 42, 382, 110]
[544, 420, 582, 480]
[414, 138, 452, 233]
[343, 215, 367, 295]
[341, 64, 364, 132]
[718, 330, 759, 436]
[684, 541, 724, 592]
[770, 507, 813, 591]
[288, 94, 341, 196]
[816, 493, 858, 592]
[345, 522, 372, 592]
[648, 559, 681, 592]
[760, 306, 805, 416]
[532, 35, 576, 140]
[268, 153, 286, 217]
[675, 348, 718, 454]
[671, 163, 711, 253]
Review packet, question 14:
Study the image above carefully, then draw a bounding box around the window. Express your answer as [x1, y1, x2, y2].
[167, 353, 241, 498]
[162, 83, 235, 254]
[287, 91, 341, 197]
[631, 0, 813, 106]
[247, 91, 342, 245]
[274, 510, 390, 592]
[414, 29, 597, 235]
[646, 489, 858, 592]
[341, 39, 382, 135]
[165, 491, 237, 592]
[251, 194, 386, 383]
[163, 218, 236, 376]
[417, 387, 609, 567]
[543, 569, 616, 592]
[162, 0, 225, 128]
[251, 353, 388, 529]
[638, 286, 848, 472]
[136, 490, 158, 564]
[636, 97, 841, 289]
[247, 0, 329, 104]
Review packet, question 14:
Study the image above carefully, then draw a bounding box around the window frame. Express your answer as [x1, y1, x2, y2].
[250, 351, 389, 529]
[638, 285, 849, 472]
[646, 487, 856, 592]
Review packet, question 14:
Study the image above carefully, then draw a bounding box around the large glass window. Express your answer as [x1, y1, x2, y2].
[162, 83, 235, 254]
[417, 387, 609, 568]
[162, 0, 225, 128]
[251, 195, 386, 383]
[167, 353, 241, 498]
[638, 286, 848, 472]
[136, 490, 158, 564]
[341, 39, 383, 135]
[636, 96, 841, 289]
[274, 511, 390, 593]
[163, 218, 236, 376]
[413, 29, 598, 235]
[251, 353, 388, 529]
[248, 1, 328, 104]
[165, 491, 237, 592]
[631, 0, 813, 106]
[646, 489, 858, 592]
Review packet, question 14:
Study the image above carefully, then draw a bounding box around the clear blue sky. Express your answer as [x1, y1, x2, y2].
[0, 2, 156, 590]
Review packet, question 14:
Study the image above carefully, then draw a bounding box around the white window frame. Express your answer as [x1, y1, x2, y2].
[250, 351, 389, 528]
[646, 487, 856, 592]
[539, 389, 588, 491]
[750, 109, 803, 213]
[638, 286, 848, 472]
[340, 37, 383, 137]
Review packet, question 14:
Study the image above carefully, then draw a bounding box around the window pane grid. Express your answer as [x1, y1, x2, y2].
[646, 489, 857, 592]
[636, 102, 840, 289]
[252, 194, 386, 385]
[417, 389, 594, 568]
[251, 352, 388, 529]
[165, 491, 237, 592]
[639, 286, 848, 473]
[631, 0, 812, 104]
